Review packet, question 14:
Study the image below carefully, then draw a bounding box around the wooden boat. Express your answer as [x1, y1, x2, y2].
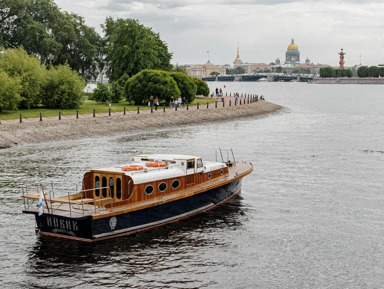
[22, 150, 253, 242]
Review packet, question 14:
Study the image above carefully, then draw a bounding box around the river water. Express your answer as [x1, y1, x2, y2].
[1, 82, 383, 288]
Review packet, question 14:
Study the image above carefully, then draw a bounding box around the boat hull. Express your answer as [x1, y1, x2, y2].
[30, 178, 243, 242]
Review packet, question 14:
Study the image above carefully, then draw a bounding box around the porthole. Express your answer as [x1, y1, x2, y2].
[171, 179, 180, 189]
[208, 173, 212, 179]
[220, 169, 223, 175]
[145, 185, 154, 195]
[159, 182, 167, 192]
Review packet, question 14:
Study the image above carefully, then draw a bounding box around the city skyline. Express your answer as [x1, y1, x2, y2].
[55, 0, 384, 67]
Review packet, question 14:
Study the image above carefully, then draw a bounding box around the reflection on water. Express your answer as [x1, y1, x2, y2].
[26, 199, 245, 288]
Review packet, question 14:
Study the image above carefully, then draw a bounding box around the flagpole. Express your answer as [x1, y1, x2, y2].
[40, 185, 50, 214]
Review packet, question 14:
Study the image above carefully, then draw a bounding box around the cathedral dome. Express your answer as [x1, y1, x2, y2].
[287, 38, 298, 50]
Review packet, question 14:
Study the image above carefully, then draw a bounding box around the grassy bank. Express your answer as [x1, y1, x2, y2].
[0, 96, 218, 120]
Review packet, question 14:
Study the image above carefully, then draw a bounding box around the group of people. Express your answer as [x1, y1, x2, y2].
[148, 95, 186, 110]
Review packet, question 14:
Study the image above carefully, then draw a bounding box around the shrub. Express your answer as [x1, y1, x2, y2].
[170, 72, 197, 103]
[368, 66, 379, 78]
[42, 64, 86, 109]
[93, 83, 113, 104]
[0, 71, 22, 112]
[192, 78, 210, 96]
[125, 69, 180, 105]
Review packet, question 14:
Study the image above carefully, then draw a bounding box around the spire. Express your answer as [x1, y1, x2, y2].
[237, 42, 240, 58]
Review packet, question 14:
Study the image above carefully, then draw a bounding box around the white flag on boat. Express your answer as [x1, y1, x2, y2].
[38, 187, 44, 216]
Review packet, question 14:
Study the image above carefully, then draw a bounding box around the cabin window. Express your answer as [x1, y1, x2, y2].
[197, 159, 203, 168]
[109, 177, 114, 198]
[220, 169, 223, 175]
[208, 173, 212, 180]
[95, 176, 100, 197]
[159, 182, 167, 192]
[102, 177, 107, 198]
[187, 161, 195, 169]
[116, 178, 122, 199]
[171, 179, 180, 189]
[145, 185, 154, 195]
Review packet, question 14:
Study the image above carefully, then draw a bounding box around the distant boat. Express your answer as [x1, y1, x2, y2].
[22, 150, 253, 242]
[257, 77, 267, 82]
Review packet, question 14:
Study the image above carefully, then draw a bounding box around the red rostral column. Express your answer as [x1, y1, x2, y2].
[339, 48, 345, 69]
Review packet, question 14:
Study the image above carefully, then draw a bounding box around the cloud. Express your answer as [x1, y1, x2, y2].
[55, 0, 384, 66]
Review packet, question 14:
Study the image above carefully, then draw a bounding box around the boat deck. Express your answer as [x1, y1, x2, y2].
[22, 161, 253, 219]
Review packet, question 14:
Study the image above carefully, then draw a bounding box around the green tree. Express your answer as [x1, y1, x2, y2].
[0, 48, 47, 108]
[103, 18, 172, 81]
[192, 78, 209, 96]
[125, 69, 180, 105]
[210, 71, 220, 76]
[292, 68, 301, 74]
[93, 82, 113, 104]
[357, 66, 369, 78]
[319, 67, 334, 78]
[379, 67, 384, 77]
[0, 0, 103, 81]
[275, 66, 283, 73]
[172, 64, 187, 73]
[170, 72, 197, 103]
[0, 71, 22, 112]
[368, 66, 379, 78]
[42, 64, 85, 108]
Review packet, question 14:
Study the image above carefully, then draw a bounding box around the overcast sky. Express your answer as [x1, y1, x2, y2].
[55, 0, 384, 67]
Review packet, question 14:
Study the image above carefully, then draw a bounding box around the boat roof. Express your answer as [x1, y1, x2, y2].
[134, 154, 202, 161]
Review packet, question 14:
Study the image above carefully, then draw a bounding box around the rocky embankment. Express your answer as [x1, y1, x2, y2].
[0, 100, 282, 149]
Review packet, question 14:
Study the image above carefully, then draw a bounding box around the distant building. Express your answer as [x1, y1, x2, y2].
[285, 38, 300, 65]
[236, 63, 272, 74]
[185, 62, 227, 77]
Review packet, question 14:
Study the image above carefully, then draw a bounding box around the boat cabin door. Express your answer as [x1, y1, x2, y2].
[186, 159, 195, 186]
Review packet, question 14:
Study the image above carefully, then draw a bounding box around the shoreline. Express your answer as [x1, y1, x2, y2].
[0, 100, 282, 149]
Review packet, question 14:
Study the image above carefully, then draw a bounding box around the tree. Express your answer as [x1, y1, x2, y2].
[192, 78, 209, 96]
[170, 72, 197, 103]
[357, 66, 369, 78]
[172, 64, 187, 73]
[93, 83, 113, 104]
[292, 68, 301, 74]
[103, 18, 172, 81]
[0, 0, 103, 81]
[368, 66, 379, 78]
[0, 71, 21, 112]
[0, 48, 47, 108]
[210, 71, 220, 76]
[379, 67, 384, 77]
[275, 66, 283, 73]
[319, 67, 334, 78]
[125, 70, 180, 105]
[42, 64, 85, 108]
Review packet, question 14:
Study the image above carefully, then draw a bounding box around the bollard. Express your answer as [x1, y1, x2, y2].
[187, 103, 189, 110]
[109, 107, 111, 116]
[215, 101, 217, 108]
[20, 114, 22, 123]
[40, 112, 42, 122]
[59, 111, 61, 120]
[197, 103, 199, 109]
[247, 98, 249, 104]
[76, 110, 79, 119]
[124, 107, 126, 115]
[256, 96, 259, 101]
[175, 105, 177, 111]
[93, 109, 95, 117]
[230, 92, 232, 97]
[163, 104, 165, 112]
[137, 106, 140, 114]
[151, 106, 153, 113]
[230, 100, 232, 106]
[207, 102, 209, 109]
[226, 92, 227, 96]
[223, 100, 225, 107]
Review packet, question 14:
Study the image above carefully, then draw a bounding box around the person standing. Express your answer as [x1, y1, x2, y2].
[170, 96, 174, 108]
[149, 95, 154, 107]
[154, 97, 159, 110]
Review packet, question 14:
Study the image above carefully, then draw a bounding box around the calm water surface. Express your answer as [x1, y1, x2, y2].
[1, 82, 383, 288]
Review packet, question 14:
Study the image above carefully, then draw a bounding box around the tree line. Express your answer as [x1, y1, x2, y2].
[0, 0, 209, 112]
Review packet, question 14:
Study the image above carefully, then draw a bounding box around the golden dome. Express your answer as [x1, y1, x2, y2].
[287, 38, 298, 50]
